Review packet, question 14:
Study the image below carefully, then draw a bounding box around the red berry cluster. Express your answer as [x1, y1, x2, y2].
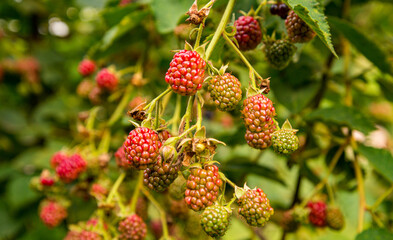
[39, 200, 68, 228]
[95, 68, 118, 91]
[241, 94, 276, 149]
[165, 50, 206, 96]
[123, 127, 162, 170]
[118, 214, 147, 240]
[78, 59, 96, 76]
[55, 153, 87, 183]
[184, 164, 223, 211]
[307, 201, 327, 227]
[234, 16, 262, 51]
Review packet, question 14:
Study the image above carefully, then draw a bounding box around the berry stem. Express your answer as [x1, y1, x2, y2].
[87, 107, 100, 151]
[144, 87, 172, 113]
[299, 136, 350, 207]
[180, 95, 195, 133]
[353, 152, 366, 233]
[154, 100, 160, 129]
[194, 19, 206, 49]
[114, 191, 127, 214]
[225, 196, 237, 211]
[117, 66, 136, 77]
[106, 172, 126, 204]
[254, 0, 268, 16]
[141, 187, 169, 238]
[196, 93, 203, 130]
[222, 33, 259, 90]
[98, 210, 111, 240]
[205, 0, 236, 60]
[221, 173, 239, 189]
[130, 171, 144, 213]
[170, 94, 182, 134]
[107, 84, 133, 126]
[369, 184, 393, 211]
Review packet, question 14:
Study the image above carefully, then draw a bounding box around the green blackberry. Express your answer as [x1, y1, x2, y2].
[271, 129, 299, 154]
[207, 73, 242, 111]
[200, 205, 231, 237]
[264, 39, 297, 70]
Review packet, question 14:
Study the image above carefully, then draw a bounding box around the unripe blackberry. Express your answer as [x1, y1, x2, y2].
[158, 130, 172, 142]
[237, 188, 274, 227]
[78, 59, 96, 76]
[118, 214, 147, 240]
[200, 205, 231, 237]
[56, 154, 87, 183]
[96, 68, 118, 91]
[241, 94, 276, 149]
[143, 157, 180, 192]
[39, 200, 67, 228]
[326, 207, 345, 230]
[264, 39, 297, 70]
[165, 50, 206, 96]
[285, 11, 316, 43]
[79, 230, 102, 240]
[307, 201, 327, 227]
[234, 16, 262, 51]
[207, 73, 242, 111]
[123, 127, 162, 170]
[184, 165, 223, 211]
[90, 183, 108, 200]
[271, 129, 299, 154]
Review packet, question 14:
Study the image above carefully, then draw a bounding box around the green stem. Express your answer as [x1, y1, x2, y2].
[87, 107, 100, 151]
[221, 174, 239, 189]
[114, 191, 127, 214]
[354, 153, 365, 233]
[205, 0, 236, 60]
[117, 66, 136, 77]
[106, 172, 126, 204]
[223, 33, 259, 89]
[171, 94, 182, 134]
[254, 0, 267, 16]
[226, 196, 237, 210]
[97, 129, 111, 154]
[369, 184, 393, 211]
[196, 93, 203, 130]
[141, 187, 169, 238]
[154, 100, 160, 129]
[108, 84, 133, 126]
[130, 171, 144, 213]
[144, 87, 172, 112]
[194, 20, 206, 48]
[98, 210, 111, 240]
[180, 95, 195, 132]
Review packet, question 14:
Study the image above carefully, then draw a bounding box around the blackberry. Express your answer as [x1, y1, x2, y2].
[271, 129, 299, 154]
[285, 11, 316, 43]
[207, 73, 242, 111]
[234, 16, 262, 51]
[200, 205, 231, 237]
[143, 157, 180, 192]
[264, 39, 296, 70]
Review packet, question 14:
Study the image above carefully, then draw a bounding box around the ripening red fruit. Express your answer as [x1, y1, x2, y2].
[118, 214, 147, 240]
[39, 200, 67, 228]
[234, 16, 262, 51]
[96, 68, 118, 91]
[79, 230, 102, 240]
[115, 146, 131, 170]
[165, 50, 206, 96]
[307, 201, 327, 227]
[50, 151, 67, 169]
[285, 11, 316, 43]
[123, 127, 162, 170]
[40, 169, 55, 186]
[78, 59, 96, 76]
[56, 154, 87, 183]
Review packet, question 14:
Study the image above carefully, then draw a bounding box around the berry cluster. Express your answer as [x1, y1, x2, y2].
[234, 16, 262, 51]
[285, 10, 316, 43]
[242, 94, 277, 149]
[200, 205, 231, 238]
[39, 200, 68, 228]
[118, 214, 147, 240]
[143, 157, 180, 192]
[264, 39, 297, 70]
[207, 73, 242, 111]
[307, 201, 327, 227]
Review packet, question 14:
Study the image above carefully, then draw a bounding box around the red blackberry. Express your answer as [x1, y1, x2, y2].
[200, 205, 231, 237]
[165, 50, 206, 96]
[307, 201, 327, 227]
[96, 68, 118, 91]
[50, 151, 67, 169]
[207, 73, 242, 111]
[326, 207, 345, 230]
[64, 231, 80, 240]
[241, 94, 276, 149]
[285, 11, 316, 43]
[56, 153, 87, 183]
[158, 130, 172, 142]
[237, 188, 274, 227]
[79, 230, 102, 240]
[78, 59, 96, 76]
[40, 169, 55, 186]
[143, 157, 180, 192]
[118, 214, 147, 240]
[234, 16, 262, 51]
[123, 127, 162, 170]
[39, 200, 67, 228]
[184, 164, 223, 211]
[115, 146, 131, 170]
[90, 183, 108, 200]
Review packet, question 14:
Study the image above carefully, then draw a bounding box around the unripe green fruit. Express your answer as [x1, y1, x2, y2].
[200, 205, 231, 237]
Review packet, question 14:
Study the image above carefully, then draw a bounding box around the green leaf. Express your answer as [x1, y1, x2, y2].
[222, 159, 286, 186]
[306, 106, 376, 134]
[101, 4, 141, 27]
[6, 175, 40, 210]
[150, 0, 193, 34]
[99, 9, 149, 51]
[329, 17, 392, 75]
[377, 76, 393, 102]
[356, 228, 393, 240]
[283, 0, 337, 57]
[76, 0, 107, 9]
[358, 145, 393, 183]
